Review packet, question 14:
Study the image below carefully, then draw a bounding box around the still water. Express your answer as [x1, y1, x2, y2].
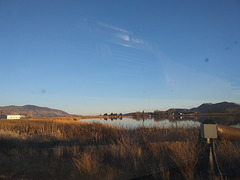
[81, 116, 240, 129]
[81, 117, 201, 129]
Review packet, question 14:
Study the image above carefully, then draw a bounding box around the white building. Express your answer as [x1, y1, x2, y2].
[0, 115, 21, 119]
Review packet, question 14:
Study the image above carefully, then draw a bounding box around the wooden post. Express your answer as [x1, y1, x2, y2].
[206, 138, 210, 144]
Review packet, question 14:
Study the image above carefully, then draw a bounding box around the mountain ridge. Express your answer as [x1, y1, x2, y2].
[0, 105, 71, 117]
[125, 101, 240, 115]
[1, 101, 240, 117]
[190, 101, 240, 113]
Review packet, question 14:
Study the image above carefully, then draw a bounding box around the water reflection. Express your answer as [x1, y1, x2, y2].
[81, 116, 240, 129]
[81, 117, 201, 129]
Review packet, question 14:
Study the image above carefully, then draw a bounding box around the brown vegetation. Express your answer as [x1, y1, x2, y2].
[0, 119, 239, 179]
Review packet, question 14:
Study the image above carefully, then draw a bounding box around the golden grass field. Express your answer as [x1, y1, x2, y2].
[0, 118, 239, 180]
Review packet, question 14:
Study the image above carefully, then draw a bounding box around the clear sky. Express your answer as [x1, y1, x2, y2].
[0, 0, 240, 115]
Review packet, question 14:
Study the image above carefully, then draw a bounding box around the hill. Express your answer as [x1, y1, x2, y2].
[190, 102, 240, 113]
[0, 105, 71, 117]
[126, 102, 240, 115]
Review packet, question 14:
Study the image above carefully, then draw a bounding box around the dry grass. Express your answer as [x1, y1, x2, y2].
[214, 140, 240, 178]
[72, 148, 103, 178]
[167, 141, 199, 179]
[0, 118, 239, 179]
[70, 139, 200, 180]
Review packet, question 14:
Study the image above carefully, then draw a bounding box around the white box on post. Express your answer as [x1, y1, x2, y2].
[200, 124, 217, 139]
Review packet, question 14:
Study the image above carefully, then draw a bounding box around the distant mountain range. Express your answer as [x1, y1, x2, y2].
[0, 105, 71, 117]
[167, 102, 240, 114]
[1, 102, 240, 117]
[126, 101, 240, 115]
[190, 102, 240, 113]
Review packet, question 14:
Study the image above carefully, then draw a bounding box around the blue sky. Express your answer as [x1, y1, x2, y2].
[0, 0, 240, 115]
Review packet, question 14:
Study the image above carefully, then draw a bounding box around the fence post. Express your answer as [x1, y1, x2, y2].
[198, 119, 223, 179]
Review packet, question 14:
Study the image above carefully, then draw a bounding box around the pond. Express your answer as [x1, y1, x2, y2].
[80, 116, 240, 129]
[81, 117, 201, 129]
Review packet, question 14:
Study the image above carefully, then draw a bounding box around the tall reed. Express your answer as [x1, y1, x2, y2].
[0, 119, 239, 179]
